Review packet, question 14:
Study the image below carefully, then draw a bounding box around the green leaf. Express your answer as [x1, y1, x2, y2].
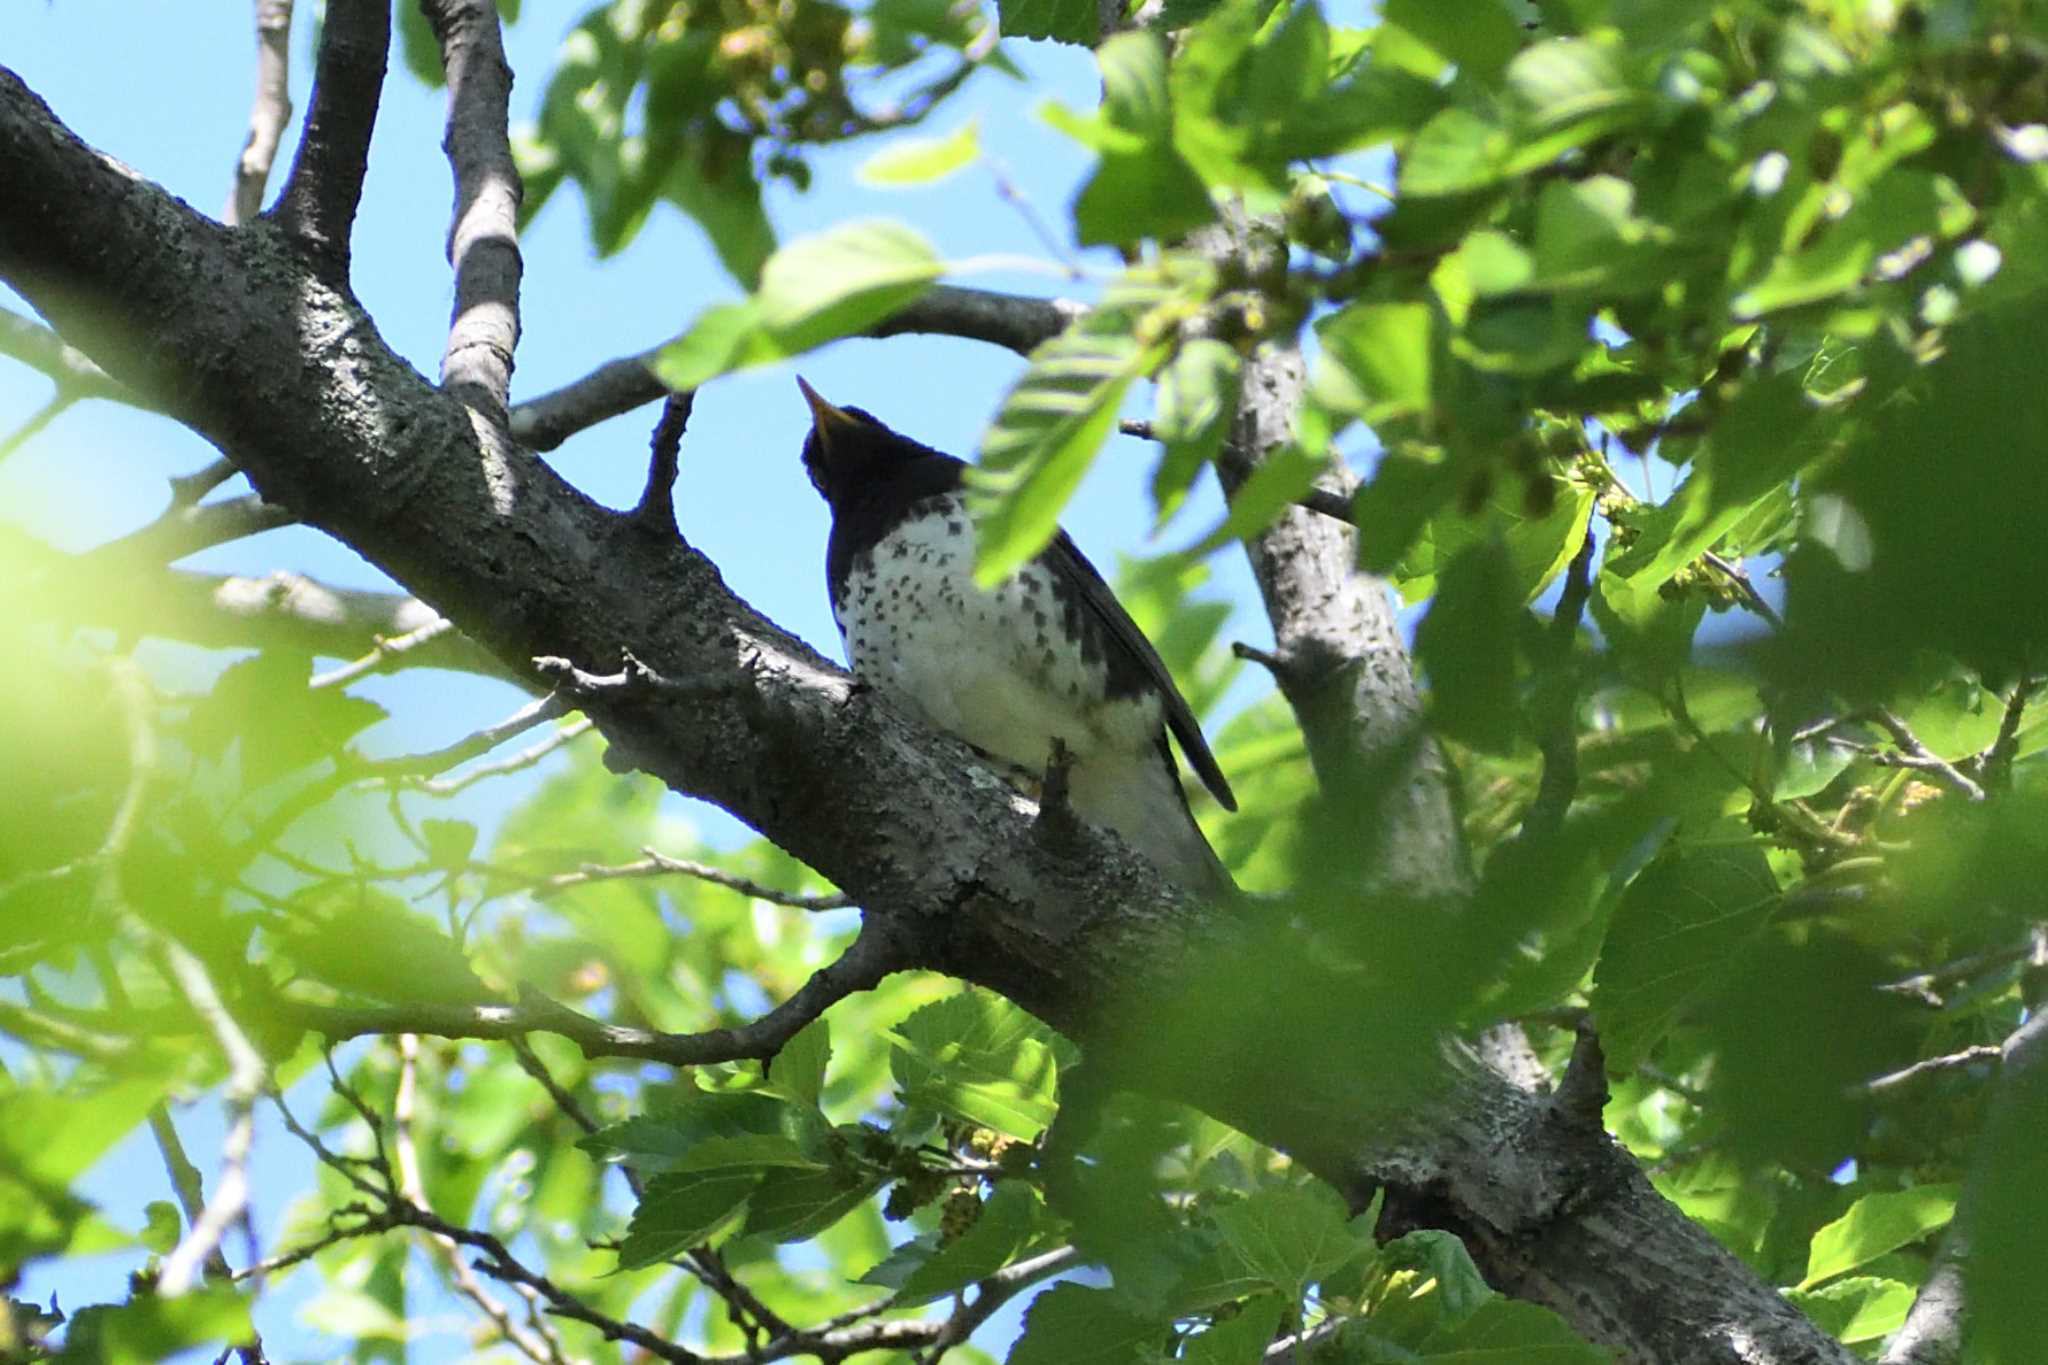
[1785, 1276, 1915, 1344]
[1396, 483, 1594, 606]
[1381, 1229, 1494, 1323]
[54, 1288, 253, 1365]
[1210, 1183, 1360, 1302]
[899, 1181, 1047, 1303]
[1415, 1294, 1608, 1361]
[1352, 454, 1464, 574]
[1075, 150, 1216, 246]
[766, 1017, 832, 1107]
[663, 142, 778, 289]
[741, 1165, 883, 1243]
[1414, 538, 1522, 754]
[1592, 845, 1780, 1073]
[653, 301, 783, 391]
[858, 122, 982, 187]
[616, 1167, 762, 1269]
[756, 220, 943, 349]
[138, 1201, 182, 1255]
[1381, 0, 1522, 82]
[420, 818, 478, 871]
[1400, 107, 1509, 198]
[1007, 1284, 1162, 1365]
[889, 989, 1063, 1141]
[1150, 340, 1242, 524]
[997, 0, 1098, 44]
[584, 1090, 831, 1173]
[279, 891, 492, 1006]
[971, 266, 1193, 584]
[1174, 442, 1328, 561]
[1798, 1186, 1957, 1289]
[1184, 1296, 1285, 1365]
[1319, 302, 1436, 421]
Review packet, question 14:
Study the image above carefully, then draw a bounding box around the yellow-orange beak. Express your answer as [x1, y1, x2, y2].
[797, 376, 861, 453]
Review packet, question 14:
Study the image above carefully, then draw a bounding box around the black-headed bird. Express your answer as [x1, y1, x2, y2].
[798, 377, 1236, 894]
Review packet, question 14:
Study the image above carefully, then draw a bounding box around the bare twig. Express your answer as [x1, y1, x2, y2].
[635, 390, 694, 535]
[1118, 419, 1355, 523]
[1855, 1046, 2003, 1100]
[0, 302, 145, 407]
[170, 457, 243, 507]
[310, 616, 456, 689]
[226, 0, 296, 225]
[1700, 552, 1784, 631]
[293, 923, 901, 1066]
[1976, 675, 2036, 792]
[508, 286, 1085, 452]
[85, 492, 297, 566]
[537, 846, 850, 910]
[396, 1034, 568, 1365]
[423, 0, 523, 419]
[273, 0, 389, 265]
[0, 392, 70, 463]
[416, 716, 592, 794]
[1867, 708, 1987, 803]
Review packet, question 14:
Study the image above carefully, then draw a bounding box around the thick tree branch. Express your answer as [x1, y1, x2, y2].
[509, 285, 1085, 451]
[423, 0, 522, 420]
[0, 75, 1860, 1365]
[273, 0, 387, 265]
[226, 0, 296, 226]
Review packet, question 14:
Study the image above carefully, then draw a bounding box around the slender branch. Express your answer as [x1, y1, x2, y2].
[508, 286, 1085, 452]
[0, 392, 70, 462]
[536, 847, 851, 910]
[416, 716, 591, 794]
[1854, 1046, 2002, 1100]
[273, 0, 388, 264]
[1867, 708, 1987, 802]
[85, 492, 297, 566]
[634, 391, 694, 535]
[310, 616, 456, 689]
[226, 0, 296, 226]
[423, 0, 523, 420]
[291, 923, 902, 1065]
[396, 1035, 568, 1365]
[1701, 551, 1784, 630]
[1976, 674, 2035, 792]
[171, 456, 244, 507]
[1117, 419, 1355, 524]
[0, 302, 145, 407]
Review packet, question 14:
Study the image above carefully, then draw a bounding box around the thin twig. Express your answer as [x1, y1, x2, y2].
[1867, 708, 1986, 802]
[226, 0, 296, 225]
[1977, 674, 2036, 792]
[310, 616, 456, 689]
[634, 390, 694, 535]
[1855, 1046, 2003, 1100]
[396, 1034, 568, 1365]
[0, 393, 70, 462]
[1118, 419, 1353, 523]
[416, 716, 592, 794]
[86, 493, 297, 566]
[1700, 551, 1784, 631]
[536, 847, 850, 910]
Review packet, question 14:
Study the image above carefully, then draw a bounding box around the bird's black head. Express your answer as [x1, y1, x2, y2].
[797, 377, 936, 507]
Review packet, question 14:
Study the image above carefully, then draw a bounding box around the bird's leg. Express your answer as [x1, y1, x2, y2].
[1033, 736, 1084, 846]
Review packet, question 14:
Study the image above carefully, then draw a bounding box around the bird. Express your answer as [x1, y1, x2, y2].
[797, 376, 1237, 895]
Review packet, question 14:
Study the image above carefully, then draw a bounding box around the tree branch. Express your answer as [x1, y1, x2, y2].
[508, 285, 1085, 452]
[423, 0, 523, 420]
[226, 0, 296, 226]
[273, 0, 388, 265]
[84, 492, 297, 566]
[0, 78, 1864, 1365]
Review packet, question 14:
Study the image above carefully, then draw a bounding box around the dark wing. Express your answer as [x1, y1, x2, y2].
[1042, 530, 1237, 812]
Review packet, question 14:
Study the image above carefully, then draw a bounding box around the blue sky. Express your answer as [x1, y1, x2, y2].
[0, 3, 1276, 1359]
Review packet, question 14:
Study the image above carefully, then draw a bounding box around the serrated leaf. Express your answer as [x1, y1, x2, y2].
[766, 1017, 832, 1107]
[616, 1168, 761, 1269]
[53, 1288, 254, 1365]
[653, 301, 784, 391]
[1592, 845, 1780, 1073]
[971, 268, 1192, 584]
[1798, 1186, 1957, 1289]
[1416, 1294, 1608, 1361]
[858, 122, 982, 186]
[996, 0, 1098, 44]
[1382, 1229, 1494, 1324]
[1205, 1183, 1361, 1302]
[1150, 340, 1242, 524]
[138, 1201, 181, 1255]
[1785, 1276, 1915, 1344]
[280, 891, 492, 1006]
[1007, 1284, 1162, 1365]
[742, 1165, 882, 1243]
[757, 220, 943, 346]
[1184, 1295, 1284, 1365]
[1413, 538, 1521, 753]
[1319, 301, 1436, 421]
[584, 1091, 831, 1173]
[858, 1232, 942, 1290]
[420, 818, 477, 871]
[899, 1181, 1047, 1304]
[889, 990, 1062, 1141]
